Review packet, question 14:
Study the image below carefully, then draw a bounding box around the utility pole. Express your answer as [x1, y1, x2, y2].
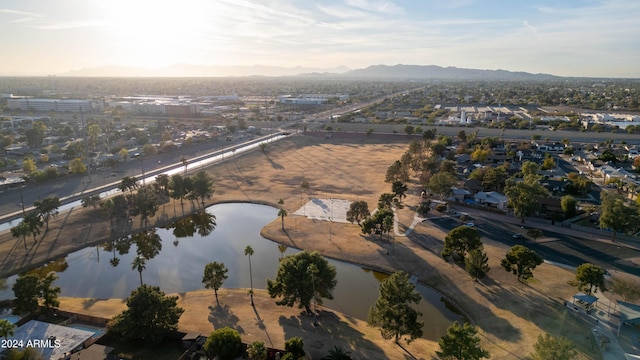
[19, 186, 25, 215]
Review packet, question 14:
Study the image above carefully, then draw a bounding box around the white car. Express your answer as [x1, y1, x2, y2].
[463, 222, 475, 227]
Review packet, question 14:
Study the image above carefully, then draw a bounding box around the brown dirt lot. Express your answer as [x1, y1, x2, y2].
[2, 134, 602, 359]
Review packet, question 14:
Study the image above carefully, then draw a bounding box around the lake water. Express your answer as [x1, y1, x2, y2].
[0, 203, 463, 340]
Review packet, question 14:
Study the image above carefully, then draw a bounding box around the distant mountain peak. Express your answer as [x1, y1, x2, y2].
[341, 64, 559, 80]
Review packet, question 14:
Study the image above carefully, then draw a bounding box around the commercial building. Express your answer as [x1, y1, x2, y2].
[7, 98, 92, 112]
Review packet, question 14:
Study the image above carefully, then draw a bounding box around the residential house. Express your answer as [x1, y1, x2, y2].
[474, 191, 508, 210]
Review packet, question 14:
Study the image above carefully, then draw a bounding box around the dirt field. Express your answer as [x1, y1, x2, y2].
[2, 133, 605, 359]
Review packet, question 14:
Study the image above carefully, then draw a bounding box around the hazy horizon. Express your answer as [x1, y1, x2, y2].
[2, 0, 639, 78]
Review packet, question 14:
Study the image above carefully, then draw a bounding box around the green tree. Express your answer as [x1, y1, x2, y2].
[155, 174, 170, 195]
[560, 195, 577, 218]
[245, 245, 255, 305]
[108, 285, 184, 344]
[504, 178, 549, 222]
[0, 319, 14, 338]
[285, 337, 306, 359]
[87, 124, 101, 151]
[322, 346, 352, 360]
[541, 155, 556, 170]
[521, 161, 540, 177]
[457, 130, 467, 142]
[202, 262, 228, 306]
[33, 196, 60, 231]
[181, 155, 188, 175]
[169, 174, 188, 214]
[436, 321, 490, 360]
[368, 270, 423, 344]
[131, 255, 146, 285]
[277, 206, 288, 229]
[12, 274, 40, 315]
[247, 340, 267, 360]
[81, 194, 101, 209]
[68, 157, 87, 174]
[4, 347, 44, 360]
[391, 181, 408, 202]
[203, 327, 242, 360]
[39, 272, 61, 313]
[428, 172, 457, 198]
[22, 157, 36, 175]
[599, 191, 640, 241]
[466, 247, 490, 281]
[23, 212, 43, 245]
[128, 185, 159, 226]
[360, 209, 394, 240]
[11, 221, 31, 251]
[530, 333, 577, 360]
[471, 148, 490, 163]
[377, 193, 396, 210]
[346, 200, 370, 225]
[442, 226, 483, 263]
[404, 125, 415, 136]
[385, 160, 409, 183]
[267, 251, 337, 314]
[574, 263, 607, 295]
[191, 170, 215, 208]
[119, 176, 139, 195]
[500, 245, 543, 283]
[142, 143, 157, 156]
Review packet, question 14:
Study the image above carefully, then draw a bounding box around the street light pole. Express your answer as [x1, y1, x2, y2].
[19, 186, 25, 215]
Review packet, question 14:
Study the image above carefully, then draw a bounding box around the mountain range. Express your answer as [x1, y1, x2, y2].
[62, 63, 559, 80]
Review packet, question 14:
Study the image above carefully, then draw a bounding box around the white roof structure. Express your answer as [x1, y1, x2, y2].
[3, 320, 94, 359]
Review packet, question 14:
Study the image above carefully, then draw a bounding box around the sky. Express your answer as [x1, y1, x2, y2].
[1, 0, 639, 77]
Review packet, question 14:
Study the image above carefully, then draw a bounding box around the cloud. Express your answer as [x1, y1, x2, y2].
[0, 8, 42, 17]
[522, 20, 537, 32]
[33, 19, 110, 30]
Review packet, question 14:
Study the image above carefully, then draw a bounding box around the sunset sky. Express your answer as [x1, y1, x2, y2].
[1, 0, 639, 77]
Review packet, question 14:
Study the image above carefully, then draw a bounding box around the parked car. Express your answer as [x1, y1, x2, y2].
[463, 222, 475, 227]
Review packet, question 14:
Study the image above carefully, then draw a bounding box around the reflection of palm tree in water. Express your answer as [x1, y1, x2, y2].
[131, 255, 146, 285]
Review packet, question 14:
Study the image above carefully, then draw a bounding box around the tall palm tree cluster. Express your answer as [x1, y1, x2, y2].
[107, 170, 215, 228]
[10, 196, 60, 253]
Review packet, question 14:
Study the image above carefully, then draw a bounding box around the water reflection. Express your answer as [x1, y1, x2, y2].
[0, 203, 463, 340]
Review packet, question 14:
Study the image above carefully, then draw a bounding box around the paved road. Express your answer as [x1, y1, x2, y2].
[0, 132, 274, 223]
[418, 208, 640, 276]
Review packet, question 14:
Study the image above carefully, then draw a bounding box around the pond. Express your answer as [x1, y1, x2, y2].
[0, 203, 463, 340]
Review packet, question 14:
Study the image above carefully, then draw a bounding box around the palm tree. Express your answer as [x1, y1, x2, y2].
[191, 171, 215, 208]
[322, 346, 352, 360]
[118, 176, 139, 195]
[277, 198, 287, 231]
[131, 255, 146, 285]
[10, 221, 30, 251]
[180, 156, 188, 175]
[244, 245, 255, 305]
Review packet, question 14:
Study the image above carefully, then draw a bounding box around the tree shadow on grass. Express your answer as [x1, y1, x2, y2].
[278, 311, 388, 360]
[475, 280, 582, 346]
[382, 231, 523, 344]
[265, 154, 284, 170]
[208, 305, 244, 334]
